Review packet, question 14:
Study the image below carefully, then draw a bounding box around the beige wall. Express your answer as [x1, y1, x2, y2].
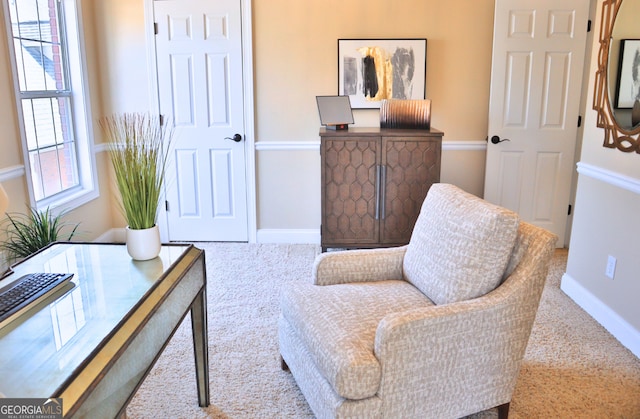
[1, 0, 497, 239]
[253, 0, 494, 141]
[564, 0, 640, 351]
[254, 0, 494, 231]
[0, 3, 30, 264]
[92, 0, 153, 114]
[90, 0, 155, 233]
[0, 5, 23, 172]
[89, 0, 494, 233]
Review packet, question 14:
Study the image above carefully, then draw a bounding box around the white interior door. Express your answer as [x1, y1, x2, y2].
[154, 0, 248, 242]
[484, 0, 590, 246]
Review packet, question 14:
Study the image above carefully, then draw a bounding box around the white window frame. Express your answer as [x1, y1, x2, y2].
[3, 0, 98, 214]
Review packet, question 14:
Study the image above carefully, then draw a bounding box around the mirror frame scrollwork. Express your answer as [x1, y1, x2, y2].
[593, 0, 640, 153]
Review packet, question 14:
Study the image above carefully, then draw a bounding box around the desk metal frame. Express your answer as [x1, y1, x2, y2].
[0, 243, 209, 418]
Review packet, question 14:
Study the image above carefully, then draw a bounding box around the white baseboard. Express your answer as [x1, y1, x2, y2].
[98, 228, 321, 244]
[561, 273, 640, 359]
[256, 229, 320, 244]
[94, 228, 125, 243]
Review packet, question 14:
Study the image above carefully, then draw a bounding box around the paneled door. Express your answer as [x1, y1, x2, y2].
[484, 0, 590, 246]
[154, 0, 248, 241]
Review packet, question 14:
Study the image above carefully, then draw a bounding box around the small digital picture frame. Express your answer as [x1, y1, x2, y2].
[316, 95, 354, 130]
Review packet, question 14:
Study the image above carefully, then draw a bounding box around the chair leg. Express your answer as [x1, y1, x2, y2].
[280, 355, 289, 371]
[497, 402, 510, 419]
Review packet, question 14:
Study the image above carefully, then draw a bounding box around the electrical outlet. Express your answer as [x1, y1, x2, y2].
[605, 255, 617, 279]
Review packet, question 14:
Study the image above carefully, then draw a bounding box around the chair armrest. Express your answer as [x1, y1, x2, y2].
[372, 260, 548, 417]
[375, 289, 537, 370]
[313, 246, 407, 286]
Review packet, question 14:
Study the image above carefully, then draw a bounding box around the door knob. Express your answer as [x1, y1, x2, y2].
[490, 135, 510, 144]
[225, 133, 243, 143]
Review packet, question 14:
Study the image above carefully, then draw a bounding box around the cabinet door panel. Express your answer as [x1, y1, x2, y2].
[322, 138, 380, 245]
[381, 137, 441, 244]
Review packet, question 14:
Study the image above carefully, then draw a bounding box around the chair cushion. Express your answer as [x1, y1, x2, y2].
[403, 183, 519, 305]
[280, 279, 433, 400]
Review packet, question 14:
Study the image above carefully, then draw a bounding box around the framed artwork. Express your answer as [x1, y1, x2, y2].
[614, 39, 640, 109]
[338, 38, 427, 109]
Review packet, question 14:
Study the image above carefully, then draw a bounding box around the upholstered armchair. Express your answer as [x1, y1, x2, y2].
[279, 183, 557, 419]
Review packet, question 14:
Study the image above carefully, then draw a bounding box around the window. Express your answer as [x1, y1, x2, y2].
[5, 0, 96, 210]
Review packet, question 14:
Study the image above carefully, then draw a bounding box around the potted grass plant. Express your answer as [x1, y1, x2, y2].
[100, 113, 173, 260]
[0, 206, 80, 263]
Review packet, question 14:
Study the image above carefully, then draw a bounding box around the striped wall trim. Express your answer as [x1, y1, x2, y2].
[254, 140, 487, 152]
[576, 162, 640, 195]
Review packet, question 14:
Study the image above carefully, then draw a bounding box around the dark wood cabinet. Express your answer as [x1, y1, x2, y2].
[320, 127, 443, 251]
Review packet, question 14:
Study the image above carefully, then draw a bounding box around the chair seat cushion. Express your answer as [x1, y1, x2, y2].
[403, 183, 520, 305]
[280, 279, 433, 400]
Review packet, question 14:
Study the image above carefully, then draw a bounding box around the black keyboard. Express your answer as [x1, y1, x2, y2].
[0, 272, 74, 326]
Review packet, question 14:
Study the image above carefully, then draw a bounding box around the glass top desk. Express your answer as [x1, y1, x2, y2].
[0, 242, 209, 418]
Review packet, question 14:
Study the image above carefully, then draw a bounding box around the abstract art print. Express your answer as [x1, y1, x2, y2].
[615, 39, 640, 109]
[338, 39, 427, 109]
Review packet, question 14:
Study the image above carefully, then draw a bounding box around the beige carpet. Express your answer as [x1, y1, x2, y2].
[126, 244, 640, 418]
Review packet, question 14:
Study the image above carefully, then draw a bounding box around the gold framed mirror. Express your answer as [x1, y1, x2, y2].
[593, 0, 640, 153]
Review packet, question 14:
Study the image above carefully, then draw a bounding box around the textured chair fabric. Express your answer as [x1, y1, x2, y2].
[279, 183, 558, 419]
[281, 279, 434, 400]
[404, 183, 520, 304]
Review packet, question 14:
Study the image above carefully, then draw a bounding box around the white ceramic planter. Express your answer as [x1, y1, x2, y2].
[126, 225, 161, 260]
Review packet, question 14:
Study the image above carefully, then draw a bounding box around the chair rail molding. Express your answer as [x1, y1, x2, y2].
[576, 162, 640, 195]
[93, 143, 109, 154]
[442, 140, 487, 151]
[255, 141, 320, 151]
[254, 140, 487, 152]
[0, 165, 25, 182]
